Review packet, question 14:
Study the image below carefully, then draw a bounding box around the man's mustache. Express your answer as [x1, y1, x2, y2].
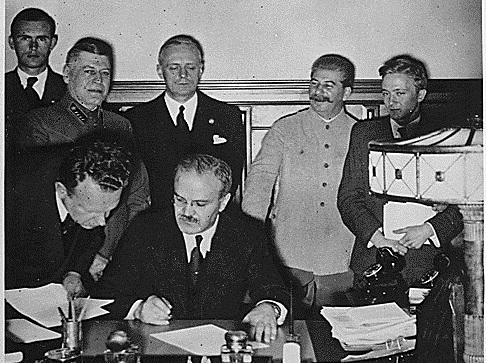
[310, 95, 331, 103]
[179, 214, 198, 223]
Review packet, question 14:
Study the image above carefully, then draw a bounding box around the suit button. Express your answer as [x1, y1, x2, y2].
[320, 202, 325, 207]
[324, 163, 329, 168]
[322, 182, 328, 187]
[324, 144, 329, 148]
[325, 125, 330, 130]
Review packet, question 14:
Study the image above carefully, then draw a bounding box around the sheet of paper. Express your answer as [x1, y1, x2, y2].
[346, 302, 411, 325]
[5, 283, 113, 327]
[6, 319, 61, 343]
[384, 202, 435, 240]
[151, 324, 268, 356]
[5, 352, 24, 363]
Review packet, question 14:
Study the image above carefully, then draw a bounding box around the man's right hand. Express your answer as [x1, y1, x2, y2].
[134, 295, 172, 325]
[370, 230, 408, 255]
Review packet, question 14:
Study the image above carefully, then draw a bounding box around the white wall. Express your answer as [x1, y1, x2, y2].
[4, 0, 483, 81]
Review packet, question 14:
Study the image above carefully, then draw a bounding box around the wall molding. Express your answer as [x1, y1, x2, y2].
[107, 78, 482, 109]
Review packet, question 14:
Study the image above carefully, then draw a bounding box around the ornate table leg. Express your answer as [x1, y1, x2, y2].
[459, 204, 484, 363]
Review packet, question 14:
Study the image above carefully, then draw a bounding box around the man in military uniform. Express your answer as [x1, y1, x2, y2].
[15, 37, 151, 284]
[18, 37, 132, 146]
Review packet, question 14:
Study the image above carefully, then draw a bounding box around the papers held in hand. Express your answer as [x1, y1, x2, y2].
[320, 302, 416, 351]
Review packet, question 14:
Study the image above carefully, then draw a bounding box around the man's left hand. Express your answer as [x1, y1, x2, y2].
[394, 223, 434, 250]
[242, 303, 278, 343]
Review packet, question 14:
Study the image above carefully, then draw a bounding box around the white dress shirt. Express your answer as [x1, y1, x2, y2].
[17, 67, 48, 99]
[165, 93, 198, 131]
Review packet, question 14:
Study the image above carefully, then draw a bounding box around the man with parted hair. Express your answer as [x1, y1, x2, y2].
[242, 54, 357, 313]
[5, 7, 65, 123]
[5, 8, 67, 216]
[96, 154, 288, 343]
[125, 34, 245, 211]
[15, 36, 151, 282]
[337, 54, 463, 288]
[5, 133, 133, 297]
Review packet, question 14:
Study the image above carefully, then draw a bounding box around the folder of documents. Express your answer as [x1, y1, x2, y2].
[321, 302, 416, 351]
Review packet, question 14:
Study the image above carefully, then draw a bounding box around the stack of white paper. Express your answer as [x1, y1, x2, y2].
[320, 303, 416, 350]
[5, 283, 113, 328]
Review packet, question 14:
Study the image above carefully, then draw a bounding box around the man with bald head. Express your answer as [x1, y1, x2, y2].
[125, 34, 245, 211]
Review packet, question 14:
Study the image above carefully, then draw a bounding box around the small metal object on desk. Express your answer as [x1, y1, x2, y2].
[221, 330, 253, 363]
[104, 330, 140, 363]
[44, 347, 80, 362]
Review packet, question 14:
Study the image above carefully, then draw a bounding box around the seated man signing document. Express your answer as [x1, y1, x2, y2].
[96, 154, 288, 343]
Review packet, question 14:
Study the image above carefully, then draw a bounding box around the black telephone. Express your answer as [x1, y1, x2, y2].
[361, 247, 408, 306]
[414, 252, 451, 288]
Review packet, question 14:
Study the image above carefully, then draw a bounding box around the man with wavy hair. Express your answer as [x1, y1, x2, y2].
[5, 133, 133, 298]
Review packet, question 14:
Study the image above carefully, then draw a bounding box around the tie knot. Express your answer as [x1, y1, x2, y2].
[179, 105, 185, 114]
[195, 235, 203, 248]
[27, 77, 38, 88]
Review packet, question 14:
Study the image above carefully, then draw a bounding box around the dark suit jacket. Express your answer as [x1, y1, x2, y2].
[95, 209, 288, 320]
[125, 91, 245, 210]
[5, 67, 66, 199]
[5, 156, 104, 289]
[337, 115, 463, 286]
[5, 66, 66, 121]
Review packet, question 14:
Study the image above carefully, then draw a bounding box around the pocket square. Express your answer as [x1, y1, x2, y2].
[213, 134, 227, 145]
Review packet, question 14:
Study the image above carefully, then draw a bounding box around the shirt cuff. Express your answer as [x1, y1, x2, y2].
[425, 222, 440, 247]
[257, 300, 288, 325]
[367, 228, 383, 248]
[124, 300, 143, 320]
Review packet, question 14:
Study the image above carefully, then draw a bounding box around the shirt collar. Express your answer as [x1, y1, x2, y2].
[165, 92, 198, 130]
[312, 108, 345, 123]
[65, 91, 102, 119]
[55, 185, 69, 222]
[17, 66, 48, 98]
[390, 116, 421, 138]
[183, 215, 219, 261]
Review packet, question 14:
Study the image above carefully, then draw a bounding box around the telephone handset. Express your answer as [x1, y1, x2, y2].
[362, 247, 408, 306]
[408, 252, 452, 313]
[363, 247, 406, 280]
[415, 252, 451, 288]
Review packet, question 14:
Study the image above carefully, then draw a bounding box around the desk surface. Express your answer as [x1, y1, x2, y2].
[6, 319, 350, 362]
[82, 320, 321, 361]
[7, 318, 415, 362]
